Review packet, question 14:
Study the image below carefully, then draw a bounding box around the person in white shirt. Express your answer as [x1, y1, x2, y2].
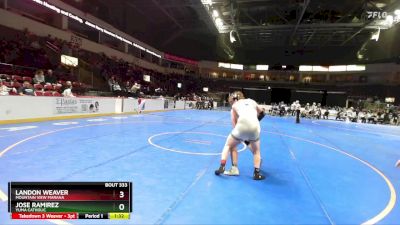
[33, 70, 45, 84]
[130, 82, 141, 94]
[0, 80, 16, 96]
[62, 81, 75, 97]
[311, 102, 317, 112]
[290, 102, 296, 116]
[215, 91, 265, 180]
[346, 107, 355, 122]
[358, 111, 366, 123]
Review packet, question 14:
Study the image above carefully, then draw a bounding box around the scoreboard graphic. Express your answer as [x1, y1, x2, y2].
[8, 182, 132, 220]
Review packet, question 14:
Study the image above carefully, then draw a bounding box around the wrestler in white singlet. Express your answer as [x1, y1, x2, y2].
[231, 99, 261, 142]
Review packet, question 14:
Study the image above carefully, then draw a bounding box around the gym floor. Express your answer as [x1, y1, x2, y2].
[0, 110, 399, 225]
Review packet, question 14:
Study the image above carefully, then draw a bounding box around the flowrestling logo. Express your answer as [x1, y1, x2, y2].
[366, 10, 400, 28]
[366, 11, 389, 19]
[366, 11, 400, 21]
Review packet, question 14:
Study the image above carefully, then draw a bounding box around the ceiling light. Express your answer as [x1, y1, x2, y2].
[386, 15, 394, 27]
[329, 65, 347, 72]
[256, 65, 269, 71]
[230, 30, 236, 43]
[375, 3, 386, 8]
[201, 0, 212, 5]
[347, 65, 366, 71]
[215, 17, 223, 28]
[212, 10, 219, 18]
[371, 27, 380, 41]
[312, 66, 329, 72]
[299, 65, 312, 71]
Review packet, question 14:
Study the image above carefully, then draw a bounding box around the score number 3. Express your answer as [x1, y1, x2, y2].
[119, 191, 125, 211]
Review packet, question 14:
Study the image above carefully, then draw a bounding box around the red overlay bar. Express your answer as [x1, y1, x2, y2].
[12, 212, 78, 220]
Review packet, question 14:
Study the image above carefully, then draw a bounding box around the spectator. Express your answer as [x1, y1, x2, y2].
[108, 76, 119, 91]
[130, 82, 141, 94]
[45, 69, 57, 84]
[108, 76, 122, 95]
[62, 81, 75, 97]
[393, 111, 398, 125]
[123, 81, 131, 93]
[323, 109, 329, 120]
[113, 82, 122, 93]
[0, 80, 15, 96]
[155, 87, 162, 94]
[18, 81, 35, 96]
[33, 69, 45, 84]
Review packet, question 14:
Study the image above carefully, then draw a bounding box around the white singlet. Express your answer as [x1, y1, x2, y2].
[231, 99, 261, 142]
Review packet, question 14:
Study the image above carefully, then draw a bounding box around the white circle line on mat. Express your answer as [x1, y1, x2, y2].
[148, 131, 247, 156]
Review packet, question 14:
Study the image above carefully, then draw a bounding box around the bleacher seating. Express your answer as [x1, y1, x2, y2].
[13, 82, 21, 89]
[23, 76, 32, 82]
[11, 75, 23, 82]
[34, 91, 43, 96]
[44, 84, 53, 91]
[43, 91, 53, 96]
[0, 26, 220, 98]
[33, 84, 43, 90]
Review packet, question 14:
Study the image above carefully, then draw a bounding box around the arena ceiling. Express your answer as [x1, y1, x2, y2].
[62, 0, 400, 64]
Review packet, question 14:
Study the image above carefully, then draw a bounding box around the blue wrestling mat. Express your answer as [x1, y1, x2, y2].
[0, 110, 399, 224]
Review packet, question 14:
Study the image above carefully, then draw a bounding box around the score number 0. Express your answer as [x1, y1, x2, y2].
[119, 191, 125, 211]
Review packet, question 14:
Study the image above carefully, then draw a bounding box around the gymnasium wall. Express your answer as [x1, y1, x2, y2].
[242, 88, 271, 104]
[290, 90, 324, 104]
[0, 96, 188, 123]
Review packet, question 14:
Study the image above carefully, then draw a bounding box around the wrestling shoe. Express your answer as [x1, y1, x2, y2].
[223, 166, 239, 176]
[214, 165, 225, 176]
[253, 169, 265, 180]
